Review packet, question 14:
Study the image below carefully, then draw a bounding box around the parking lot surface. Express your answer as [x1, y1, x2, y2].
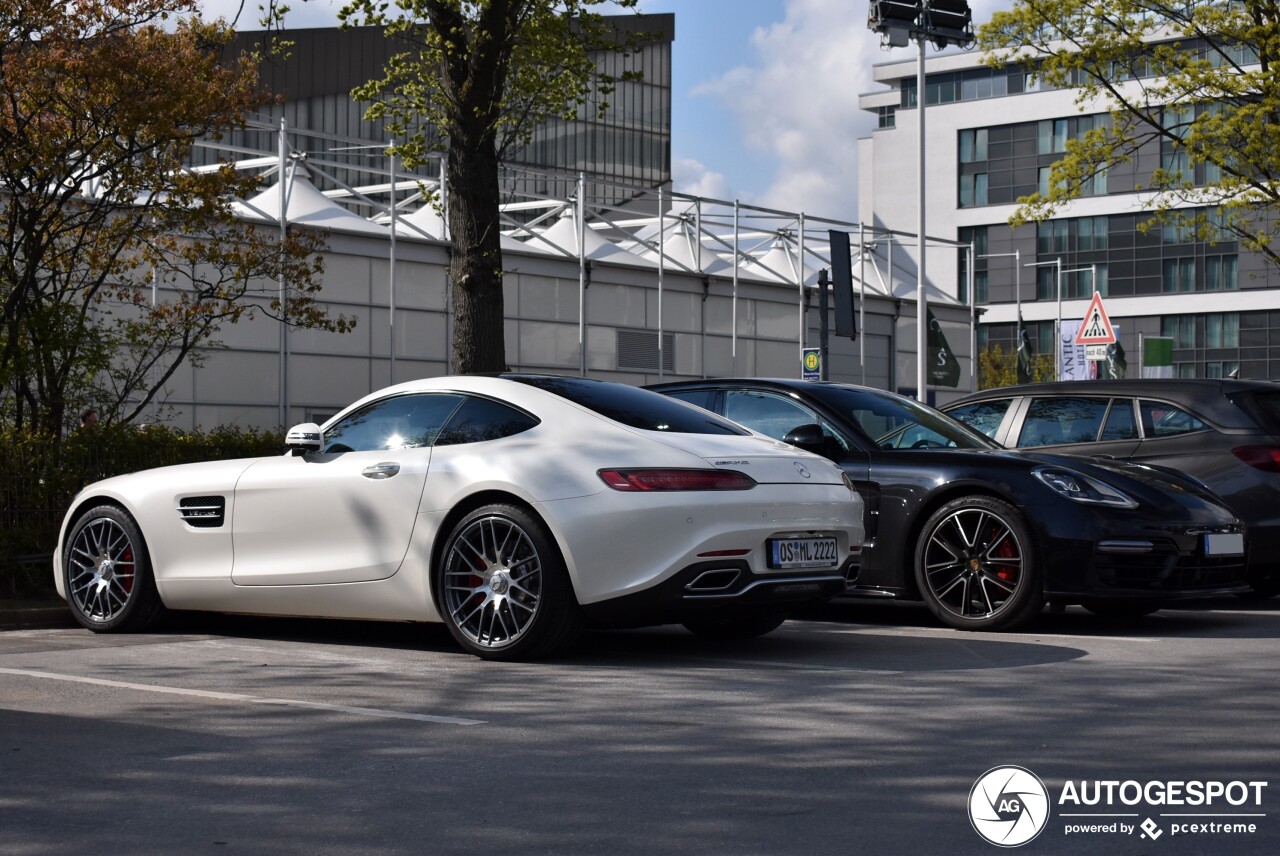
[2, 601, 1277, 855]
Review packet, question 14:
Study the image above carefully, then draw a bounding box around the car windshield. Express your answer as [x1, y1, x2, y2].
[813, 386, 999, 450]
[506, 375, 747, 434]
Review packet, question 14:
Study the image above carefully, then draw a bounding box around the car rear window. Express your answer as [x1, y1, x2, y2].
[508, 376, 747, 435]
[1238, 390, 1280, 435]
[1140, 400, 1208, 438]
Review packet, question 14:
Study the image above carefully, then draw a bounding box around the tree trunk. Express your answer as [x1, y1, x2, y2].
[446, 130, 507, 375]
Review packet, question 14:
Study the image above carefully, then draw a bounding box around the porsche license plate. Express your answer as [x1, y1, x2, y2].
[1205, 532, 1244, 556]
[769, 537, 838, 569]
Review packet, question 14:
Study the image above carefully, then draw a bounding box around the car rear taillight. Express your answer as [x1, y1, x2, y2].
[597, 468, 756, 491]
[1231, 445, 1280, 472]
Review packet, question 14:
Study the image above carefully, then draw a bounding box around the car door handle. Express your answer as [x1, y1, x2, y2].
[361, 462, 401, 480]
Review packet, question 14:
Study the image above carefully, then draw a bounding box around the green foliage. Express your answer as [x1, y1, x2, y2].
[0, 423, 282, 598]
[329, 0, 646, 374]
[978, 1, 1280, 265]
[979, 344, 1054, 390]
[1, 0, 352, 435]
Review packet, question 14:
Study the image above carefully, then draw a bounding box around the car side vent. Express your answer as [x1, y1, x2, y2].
[178, 496, 225, 528]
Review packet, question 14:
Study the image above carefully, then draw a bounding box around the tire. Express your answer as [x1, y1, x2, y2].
[1083, 601, 1164, 619]
[682, 611, 789, 640]
[914, 496, 1043, 631]
[436, 504, 584, 661]
[63, 505, 166, 633]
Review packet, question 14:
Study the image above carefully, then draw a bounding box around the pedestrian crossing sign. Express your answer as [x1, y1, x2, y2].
[1073, 292, 1116, 345]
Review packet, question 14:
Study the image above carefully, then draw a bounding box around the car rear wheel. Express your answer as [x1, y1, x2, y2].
[682, 610, 789, 640]
[437, 504, 584, 661]
[914, 496, 1043, 631]
[64, 505, 165, 632]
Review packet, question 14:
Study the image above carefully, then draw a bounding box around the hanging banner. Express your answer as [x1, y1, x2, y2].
[1059, 319, 1090, 381]
[927, 309, 961, 388]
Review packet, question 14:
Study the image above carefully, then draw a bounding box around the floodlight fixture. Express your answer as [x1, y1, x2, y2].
[923, 0, 975, 50]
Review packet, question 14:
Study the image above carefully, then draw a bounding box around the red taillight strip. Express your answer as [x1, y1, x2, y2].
[1231, 445, 1280, 472]
[597, 468, 757, 491]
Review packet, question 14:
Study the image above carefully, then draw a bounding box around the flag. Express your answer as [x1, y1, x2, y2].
[1104, 340, 1127, 379]
[1142, 337, 1174, 378]
[926, 309, 961, 388]
[1016, 312, 1034, 384]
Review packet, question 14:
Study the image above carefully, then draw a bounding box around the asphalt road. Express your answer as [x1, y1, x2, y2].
[1, 600, 1277, 855]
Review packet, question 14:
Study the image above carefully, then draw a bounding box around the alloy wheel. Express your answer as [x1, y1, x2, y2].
[67, 516, 137, 624]
[921, 506, 1025, 621]
[441, 514, 544, 650]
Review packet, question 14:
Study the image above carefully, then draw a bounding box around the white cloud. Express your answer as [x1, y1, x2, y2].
[693, 0, 1009, 221]
[198, 0, 346, 29]
[689, 0, 884, 220]
[672, 157, 735, 201]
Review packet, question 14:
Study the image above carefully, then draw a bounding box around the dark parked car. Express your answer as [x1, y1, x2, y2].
[944, 379, 1280, 598]
[649, 378, 1248, 631]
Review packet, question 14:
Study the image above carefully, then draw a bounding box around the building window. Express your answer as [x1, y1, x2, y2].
[1204, 255, 1238, 291]
[877, 105, 896, 129]
[959, 173, 988, 207]
[1205, 360, 1239, 378]
[1161, 105, 1194, 180]
[1162, 315, 1195, 348]
[1037, 166, 1053, 197]
[959, 128, 988, 163]
[1038, 119, 1067, 154]
[1036, 267, 1056, 301]
[1205, 313, 1239, 348]
[1162, 257, 1196, 293]
[1036, 220, 1069, 255]
[1075, 216, 1108, 251]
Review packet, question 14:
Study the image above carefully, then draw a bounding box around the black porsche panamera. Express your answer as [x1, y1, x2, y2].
[650, 378, 1248, 631]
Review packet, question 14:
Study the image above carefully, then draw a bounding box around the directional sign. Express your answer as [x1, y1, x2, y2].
[1074, 291, 1117, 346]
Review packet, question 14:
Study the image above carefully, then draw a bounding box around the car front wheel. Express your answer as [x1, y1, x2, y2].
[437, 504, 584, 661]
[914, 496, 1043, 631]
[64, 505, 165, 632]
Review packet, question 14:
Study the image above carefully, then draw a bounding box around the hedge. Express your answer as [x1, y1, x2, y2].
[0, 425, 282, 599]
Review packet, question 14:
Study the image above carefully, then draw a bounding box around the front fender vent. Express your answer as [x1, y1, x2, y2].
[178, 496, 225, 528]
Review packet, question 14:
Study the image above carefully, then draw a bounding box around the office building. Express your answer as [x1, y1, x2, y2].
[858, 45, 1280, 381]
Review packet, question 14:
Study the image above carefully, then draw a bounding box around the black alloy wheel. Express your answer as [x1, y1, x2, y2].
[914, 496, 1043, 631]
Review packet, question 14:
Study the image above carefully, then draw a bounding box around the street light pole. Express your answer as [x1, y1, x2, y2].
[1025, 258, 1062, 379]
[868, 0, 975, 402]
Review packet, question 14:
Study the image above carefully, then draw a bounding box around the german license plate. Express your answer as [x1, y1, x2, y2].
[1205, 532, 1244, 556]
[769, 537, 838, 569]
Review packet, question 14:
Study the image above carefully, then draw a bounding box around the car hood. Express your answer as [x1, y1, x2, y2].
[872, 446, 1238, 522]
[76, 456, 263, 502]
[1013, 449, 1238, 519]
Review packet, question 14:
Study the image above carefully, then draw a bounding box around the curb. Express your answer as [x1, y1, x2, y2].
[0, 607, 76, 631]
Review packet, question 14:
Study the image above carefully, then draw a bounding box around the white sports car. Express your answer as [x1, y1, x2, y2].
[55, 375, 864, 659]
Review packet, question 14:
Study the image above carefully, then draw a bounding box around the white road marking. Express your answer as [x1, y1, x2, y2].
[0, 666, 484, 726]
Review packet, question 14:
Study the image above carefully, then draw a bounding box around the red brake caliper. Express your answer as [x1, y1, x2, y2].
[119, 547, 135, 593]
[990, 527, 1018, 582]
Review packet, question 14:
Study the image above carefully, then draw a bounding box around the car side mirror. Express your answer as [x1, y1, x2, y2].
[284, 422, 323, 456]
[782, 423, 827, 456]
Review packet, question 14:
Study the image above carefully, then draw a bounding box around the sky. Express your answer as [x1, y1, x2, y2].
[199, 0, 1009, 223]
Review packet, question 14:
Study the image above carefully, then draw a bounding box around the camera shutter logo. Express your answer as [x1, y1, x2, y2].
[969, 766, 1051, 847]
